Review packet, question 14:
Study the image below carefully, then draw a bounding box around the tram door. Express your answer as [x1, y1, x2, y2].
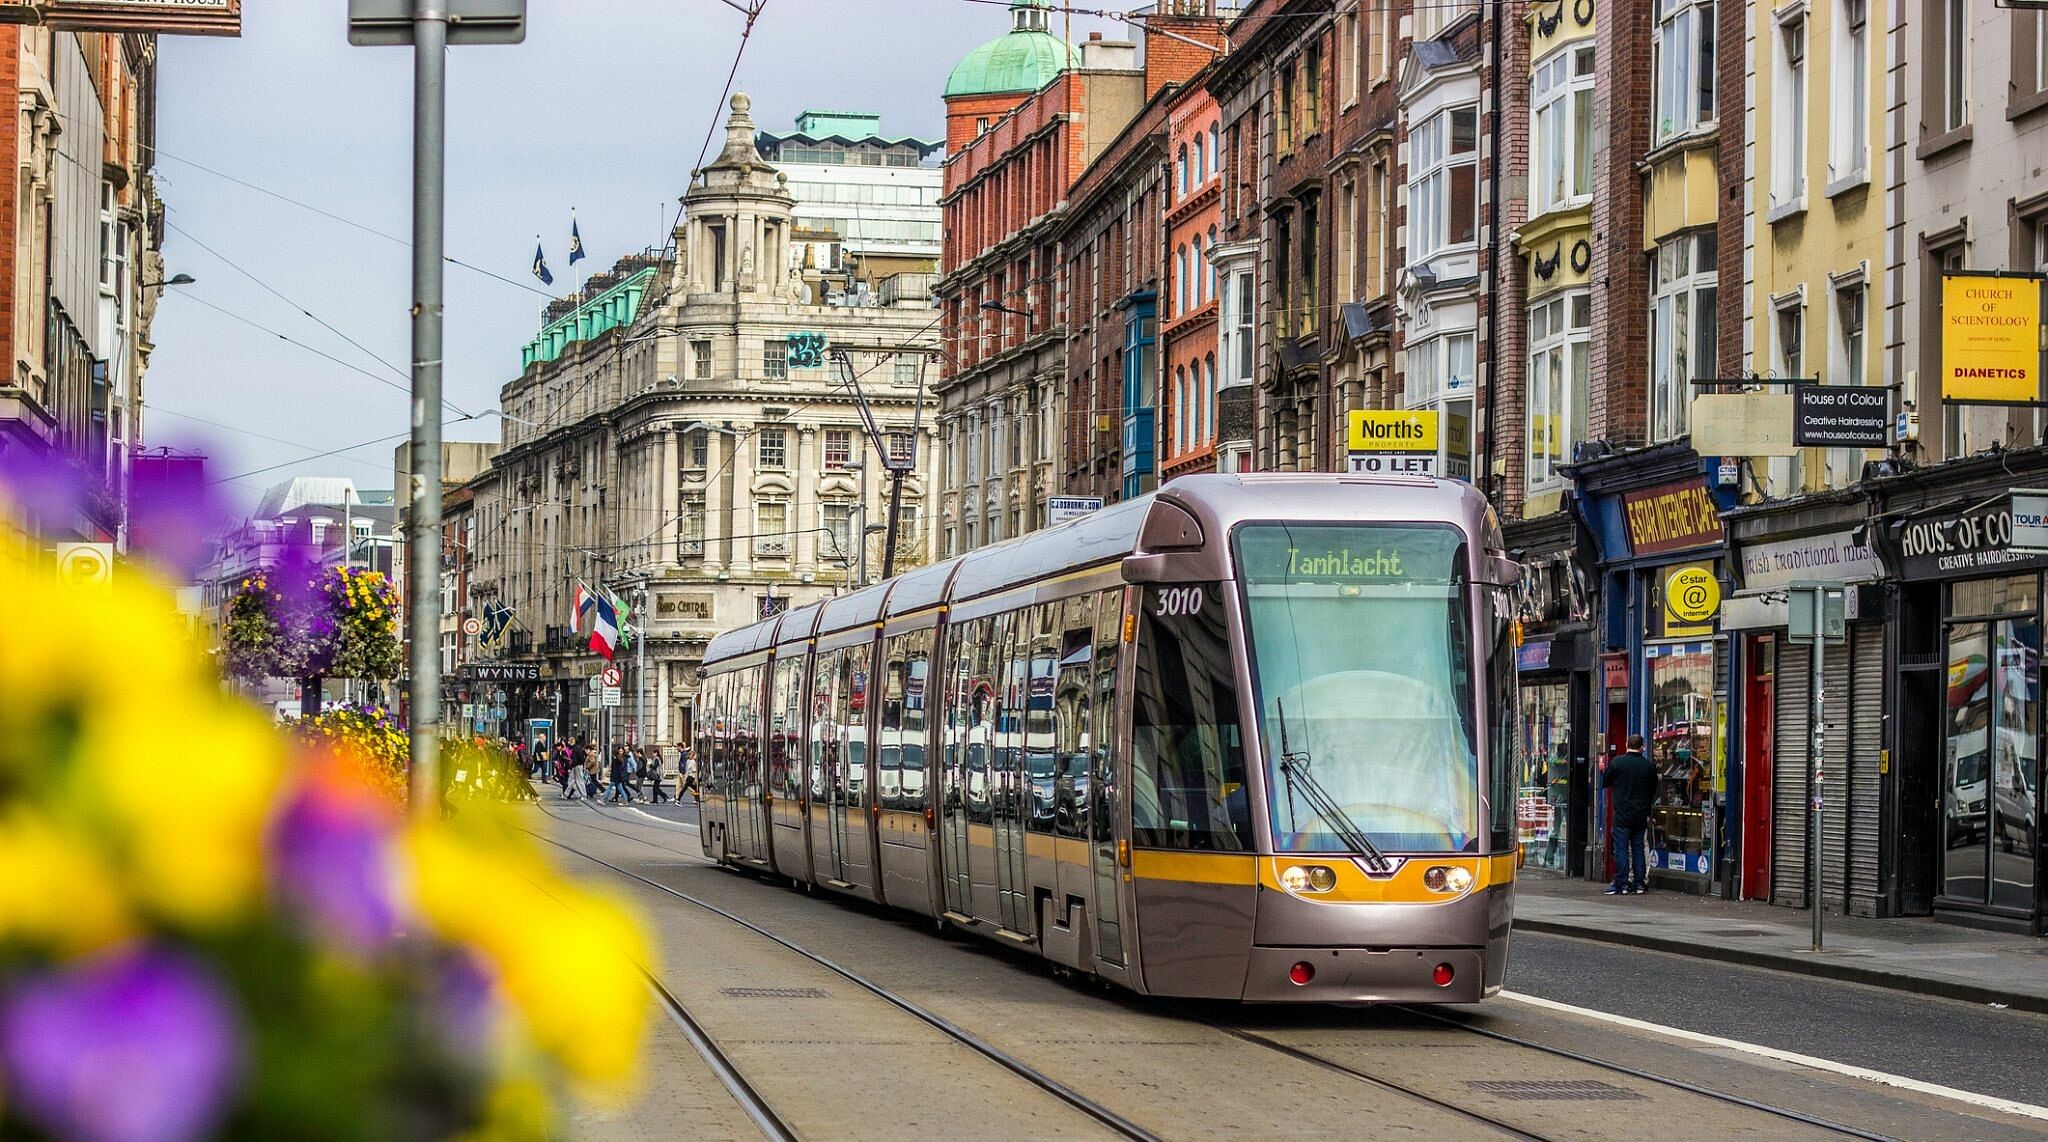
[727, 665, 766, 863]
[967, 614, 1011, 926]
[1089, 591, 1126, 965]
[939, 622, 974, 916]
[808, 649, 850, 885]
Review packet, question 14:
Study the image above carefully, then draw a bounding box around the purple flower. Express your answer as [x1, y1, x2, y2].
[268, 781, 404, 952]
[0, 947, 242, 1142]
[128, 452, 234, 579]
[0, 443, 89, 525]
[431, 952, 499, 1055]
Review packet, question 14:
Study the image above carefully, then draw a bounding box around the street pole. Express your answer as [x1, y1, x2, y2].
[1809, 587, 1826, 952]
[405, 0, 448, 818]
[636, 582, 647, 749]
[880, 468, 905, 580]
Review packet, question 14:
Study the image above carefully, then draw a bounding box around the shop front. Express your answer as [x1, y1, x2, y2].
[1508, 511, 1596, 876]
[1721, 498, 1889, 914]
[1568, 445, 1734, 895]
[1875, 454, 2048, 934]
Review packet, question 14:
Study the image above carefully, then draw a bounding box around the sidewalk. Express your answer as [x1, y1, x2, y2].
[1512, 875, 2048, 1014]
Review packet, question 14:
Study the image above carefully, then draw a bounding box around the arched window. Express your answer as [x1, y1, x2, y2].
[1192, 234, 1206, 305]
[1207, 225, 1220, 299]
[1175, 246, 1189, 315]
[1204, 355, 1218, 441]
[1209, 123, 1220, 180]
[1176, 145, 1189, 196]
[1179, 368, 1196, 454]
[1193, 134, 1206, 184]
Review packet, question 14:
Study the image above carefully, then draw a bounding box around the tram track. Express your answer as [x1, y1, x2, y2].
[532, 803, 1911, 1140]
[528, 804, 1162, 1142]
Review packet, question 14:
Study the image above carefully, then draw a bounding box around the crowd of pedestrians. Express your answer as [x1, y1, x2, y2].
[519, 735, 692, 806]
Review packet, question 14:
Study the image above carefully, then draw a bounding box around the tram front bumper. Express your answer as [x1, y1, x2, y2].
[1241, 944, 1489, 1003]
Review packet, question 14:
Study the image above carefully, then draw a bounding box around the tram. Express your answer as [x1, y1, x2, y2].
[696, 473, 1522, 1003]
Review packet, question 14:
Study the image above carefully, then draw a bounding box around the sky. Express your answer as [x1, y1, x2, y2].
[145, 0, 1122, 508]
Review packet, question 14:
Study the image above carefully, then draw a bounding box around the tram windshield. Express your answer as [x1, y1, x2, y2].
[1236, 523, 1479, 853]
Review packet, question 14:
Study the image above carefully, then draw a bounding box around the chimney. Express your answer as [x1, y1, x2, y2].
[1079, 33, 1139, 73]
[1142, 1, 1226, 99]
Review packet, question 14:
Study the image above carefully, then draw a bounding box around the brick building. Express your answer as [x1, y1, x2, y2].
[933, 2, 1144, 554]
[1160, 75, 1223, 479]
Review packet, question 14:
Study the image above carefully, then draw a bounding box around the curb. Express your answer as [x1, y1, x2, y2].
[1512, 917, 2048, 1017]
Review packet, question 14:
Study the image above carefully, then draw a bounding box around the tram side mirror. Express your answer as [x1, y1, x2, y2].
[1121, 553, 1173, 584]
[1483, 555, 1523, 588]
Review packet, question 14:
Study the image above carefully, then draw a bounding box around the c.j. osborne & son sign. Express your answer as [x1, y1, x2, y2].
[1894, 496, 2048, 581]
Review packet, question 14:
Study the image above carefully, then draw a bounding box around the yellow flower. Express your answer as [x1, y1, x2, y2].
[0, 807, 134, 955]
[405, 811, 651, 1093]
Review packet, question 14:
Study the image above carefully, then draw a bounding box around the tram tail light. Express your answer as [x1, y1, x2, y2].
[1288, 961, 1315, 986]
[1432, 962, 1455, 987]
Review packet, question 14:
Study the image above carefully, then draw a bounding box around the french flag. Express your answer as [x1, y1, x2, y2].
[590, 593, 620, 661]
[571, 583, 594, 631]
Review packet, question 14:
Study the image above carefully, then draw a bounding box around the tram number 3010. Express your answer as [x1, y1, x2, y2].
[1153, 586, 1206, 617]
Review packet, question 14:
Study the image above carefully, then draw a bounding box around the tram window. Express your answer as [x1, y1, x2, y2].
[1092, 591, 1122, 846]
[1055, 595, 1095, 839]
[943, 619, 978, 816]
[901, 630, 931, 810]
[770, 657, 801, 798]
[1131, 583, 1253, 851]
[811, 651, 837, 801]
[839, 646, 870, 808]
[1489, 588, 1519, 848]
[880, 636, 906, 809]
[1026, 605, 1060, 834]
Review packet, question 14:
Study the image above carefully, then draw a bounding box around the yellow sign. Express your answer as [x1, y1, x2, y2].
[1942, 274, 2044, 402]
[1347, 410, 1439, 453]
[1661, 562, 1720, 637]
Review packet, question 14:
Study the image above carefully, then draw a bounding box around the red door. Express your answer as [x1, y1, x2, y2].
[1740, 634, 1775, 901]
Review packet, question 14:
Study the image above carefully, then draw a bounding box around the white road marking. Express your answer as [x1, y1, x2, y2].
[1500, 990, 2048, 1123]
[625, 806, 699, 832]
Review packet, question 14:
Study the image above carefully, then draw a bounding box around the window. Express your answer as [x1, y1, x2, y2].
[762, 341, 788, 380]
[756, 428, 788, 470]
[1340, 4, 1360, 105]
[1650, 230, 1718, 442]
[1366, 157, 1388, 295]
[1192, 234, 1206, 306]
[1304, 43, 1322, 136]
[1176, 145, 1189, 197]
[1175, 246, 1189, 316]
[1232, 272, 1255, 383]
[888, 430, 915, 466]
[1130, 583, 1252, 851]
[1531, 44, 1596, 213]
[1652, 0, 1718, 144]
[1173, 366, 1189, 453]
[1279, 63, 1297, 149]
[1830, 0, 1869, 184]
[822, 502, 853, 564]
[1941, 0, 1967, 132]
[692, 339, 712, 379]
[1207, 225, 1219, 299]
[1336, 179, 1357, 297]
[686, 428, 708, 470]
[1833, 283, 1865, 387]
[679, 496, 705, 557]
[98, 183, 115, 292]
[754, 501, 789, 556]
[823, 428, 853, 469]
[1772, 13, 1808, 208]
[1527, 291, 1592, 489]
[1408, 106, 1479, 260]
[1192, 133, 1206, 184]
[1415, 0, 1474, 41]
[1405, 333, 1477, 480]
[1203, 356, 1217, 443]
[1369, 1, 1389, 84]
[1774, 297, 1805, 382]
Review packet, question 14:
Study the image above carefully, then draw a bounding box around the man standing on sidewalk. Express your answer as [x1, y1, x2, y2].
[1603, 733, 1655, 895]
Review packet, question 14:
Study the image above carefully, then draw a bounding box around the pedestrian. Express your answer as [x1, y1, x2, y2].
[628, 745, 646, 801]
[647, 744, 669, 804]
[1602, 733, 1656, 895]
[606, 745, 630, 803]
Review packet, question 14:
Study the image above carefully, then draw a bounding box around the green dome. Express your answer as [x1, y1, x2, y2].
[945, 2, 1076, 99]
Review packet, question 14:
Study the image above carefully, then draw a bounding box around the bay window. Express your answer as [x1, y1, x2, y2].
[1652, 0, 1717, 144]
[1531, 44, 1595, 214]
[1649, 230, 1718, 443]
[1408, 105, 1478, 261]
[1527, 291, 1591, 490]
[1404, 331, 1477, 480]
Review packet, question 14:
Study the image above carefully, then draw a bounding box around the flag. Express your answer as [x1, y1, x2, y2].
[483, 602, 514, 646]
[590, 593, 620, 661]
[570, 582, 594, 631]
[568, 215, 586, 265]
[532, 241, 554, 286]
[612, 591, 633, 649]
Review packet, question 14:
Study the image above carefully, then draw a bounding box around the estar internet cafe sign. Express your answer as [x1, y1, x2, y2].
[0, 0, 240, 35]
[1942, 273, 2044, 403]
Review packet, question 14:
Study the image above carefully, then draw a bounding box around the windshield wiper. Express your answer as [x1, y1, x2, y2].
[1275, 697, 1391, 874]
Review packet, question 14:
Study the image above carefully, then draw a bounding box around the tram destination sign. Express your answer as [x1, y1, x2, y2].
[1793, 384, 1891, 448]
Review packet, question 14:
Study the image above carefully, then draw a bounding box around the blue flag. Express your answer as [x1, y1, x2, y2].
[532, 241, 554, 286]
[569, 216, 586, 265]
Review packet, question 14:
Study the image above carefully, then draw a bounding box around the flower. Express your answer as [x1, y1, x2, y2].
[268, 757, 407, 953]
[0, 946, 242, 1142]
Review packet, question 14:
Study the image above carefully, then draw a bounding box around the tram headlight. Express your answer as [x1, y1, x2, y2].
[1423, 866, 1474, 894]
[1281, 865, 1338, 893]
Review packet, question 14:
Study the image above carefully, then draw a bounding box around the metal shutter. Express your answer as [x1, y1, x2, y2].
[1773, 644, 1810, 907]
[1820, 640, 1851, 908]
[1847, 624, 1885, 916]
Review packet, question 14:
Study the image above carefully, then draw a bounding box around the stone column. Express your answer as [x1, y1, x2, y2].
[660, 428, 680, 569]
[704, 430, 728, 572]
[794, 425, 818, 576]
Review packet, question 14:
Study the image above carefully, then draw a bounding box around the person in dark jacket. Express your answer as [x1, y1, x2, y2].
[1602, 733, 1657, 895]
